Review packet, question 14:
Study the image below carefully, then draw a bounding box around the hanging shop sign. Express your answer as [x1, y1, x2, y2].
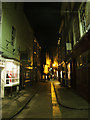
[66, 43, 72, 51]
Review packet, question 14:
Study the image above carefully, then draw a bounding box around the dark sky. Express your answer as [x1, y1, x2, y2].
[24, 3, 61, 59]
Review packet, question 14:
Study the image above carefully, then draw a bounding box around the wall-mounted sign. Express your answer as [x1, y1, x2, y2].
[66, 43, 72, 51]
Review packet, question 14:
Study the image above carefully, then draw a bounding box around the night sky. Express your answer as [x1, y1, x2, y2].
[24, 3, 61, 59]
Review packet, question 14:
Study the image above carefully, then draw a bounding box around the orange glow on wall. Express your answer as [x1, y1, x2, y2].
[43, 52, 51, 74]
[52, 59, 58, 68]
[43, 65, 49, 74]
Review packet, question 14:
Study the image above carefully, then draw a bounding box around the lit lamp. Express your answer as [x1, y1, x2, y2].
[52, 63, 55, 67]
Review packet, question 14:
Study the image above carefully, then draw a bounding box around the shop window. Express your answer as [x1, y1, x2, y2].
[25, 71, 30, 79]
[5, 60, 20, 86]
[67, 63, 71, 80]
[76, 51, 88, 68]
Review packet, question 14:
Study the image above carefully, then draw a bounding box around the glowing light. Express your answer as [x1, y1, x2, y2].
[26, 67, 33, 69]
[43, 65, 49, 74]
[46, 52, 51, 68]
[52, 61, 58, 68]
[49, 75, 50, 78]
[58, 39, 60, 45]
[25, 80, 30, 83]
[60, 71, 63, 78]
[80, 63, 82, 66]
[52, 64, 55, 67]
[34, 52, 36, 54]
[34, 39, 36, 42]
[67, 63, 70, 80]
[42, 75, 45, 79]
[57, 71, 58, 77]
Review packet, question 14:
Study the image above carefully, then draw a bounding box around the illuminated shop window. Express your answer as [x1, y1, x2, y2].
[67, 63, 71, 80]
[5, 60, 20, 86]
[25, 71, 30, 79]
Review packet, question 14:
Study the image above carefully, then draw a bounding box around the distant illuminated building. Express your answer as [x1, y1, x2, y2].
[43, 52, 51, 74]
[44, 65, 49, 74]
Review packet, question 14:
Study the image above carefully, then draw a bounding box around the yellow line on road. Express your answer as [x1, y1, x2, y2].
[51, 82, 62, 118]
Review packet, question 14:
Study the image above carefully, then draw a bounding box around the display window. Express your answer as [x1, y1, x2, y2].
[25, 70, 30, 79]
[67, 63, 71, 80]
[5, 59, 20, 87]
[76, 50, 90, 68]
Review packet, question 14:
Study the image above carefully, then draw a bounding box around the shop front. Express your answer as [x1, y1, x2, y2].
[66, 62, 72, 88]
[0, 56, 5, 98]
[75, 50, 89, 100]
[24, 67, 33, 87]
[0, 56, 20, 98]
[5, 59, 20, 96]
[60, 61, 66, 86]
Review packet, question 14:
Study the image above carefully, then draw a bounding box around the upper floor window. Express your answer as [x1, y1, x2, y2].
[80, 3, 86, 32]
[73, 17, 80, 46]
[11, 26, 16, 46]
[78, 2, 90, 37]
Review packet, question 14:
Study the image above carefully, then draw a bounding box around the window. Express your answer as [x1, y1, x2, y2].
[73, 17, 80, 46]
[11, 26, 16, 46]
[5, 60, 20, 86]
[76, 50, 89, 68]
[78, 3, 89, 37]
